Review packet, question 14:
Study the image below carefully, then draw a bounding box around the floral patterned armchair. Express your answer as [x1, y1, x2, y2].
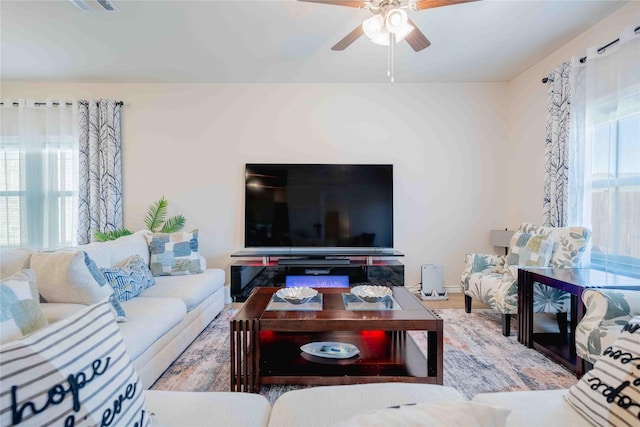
[460, 223, 591, 336]
[576, 288, 640, 365]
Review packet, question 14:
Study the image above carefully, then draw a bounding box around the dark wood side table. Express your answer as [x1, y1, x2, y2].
[517, 268, 640, 377]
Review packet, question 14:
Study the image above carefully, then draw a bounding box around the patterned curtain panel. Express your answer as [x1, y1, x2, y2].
[77, 100, 123, 244]
[543, 61, 572, 228]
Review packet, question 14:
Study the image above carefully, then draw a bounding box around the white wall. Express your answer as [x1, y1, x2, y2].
[2, 82, 509, 290]
[506, 2, 640, 229]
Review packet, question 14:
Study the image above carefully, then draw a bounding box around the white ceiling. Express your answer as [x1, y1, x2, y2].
[0, 0, 630, 84]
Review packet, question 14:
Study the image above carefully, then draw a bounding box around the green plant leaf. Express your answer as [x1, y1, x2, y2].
[144, 197, 168, 232]
[94, 229, 133, 242]
[160, 215, 186, 233]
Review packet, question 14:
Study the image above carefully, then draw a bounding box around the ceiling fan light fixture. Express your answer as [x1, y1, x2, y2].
[362, 15, 385, 40]
[393, 23, 414, 43]
[371, 28, 391, 46]
[385, 8, 408, 33]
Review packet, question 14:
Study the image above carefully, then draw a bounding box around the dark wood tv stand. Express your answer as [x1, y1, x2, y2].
[230, 249, 405, 302]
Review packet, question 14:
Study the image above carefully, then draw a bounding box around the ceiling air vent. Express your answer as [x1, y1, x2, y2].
[69, 0, 119, 12]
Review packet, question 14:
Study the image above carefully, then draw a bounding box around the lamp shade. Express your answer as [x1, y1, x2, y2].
[371, 27, 390, 46]
[490, 230, 516, 248]
[362, 15, 385, 40]
[393, 23, 414, 43]
[385, 8, 408, 33]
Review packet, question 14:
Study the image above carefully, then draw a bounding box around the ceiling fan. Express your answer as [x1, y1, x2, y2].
[299, 0, 479, 52]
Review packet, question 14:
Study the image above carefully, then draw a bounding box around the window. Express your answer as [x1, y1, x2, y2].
[567, 27, 640, 279]
[0, 101, 78, 249]
[590, 113, 640, 277]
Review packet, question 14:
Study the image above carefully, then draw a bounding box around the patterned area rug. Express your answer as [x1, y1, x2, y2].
[151, 307, 577, 404]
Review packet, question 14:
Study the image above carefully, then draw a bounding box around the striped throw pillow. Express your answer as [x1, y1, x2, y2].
[0, 300, 150, 427]
[565, 316, 640, 425]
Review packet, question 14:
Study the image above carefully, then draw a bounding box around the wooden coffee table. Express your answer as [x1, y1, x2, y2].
[230, 286, 443, 392]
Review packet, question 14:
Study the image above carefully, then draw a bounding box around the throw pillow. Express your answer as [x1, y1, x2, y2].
[29, 250, 114, 305]
[102, 255, 155, 302]
[336, 401, 511, 427]
[0, 300, 151, 427]
[145, 229, 203, 276]
[506, 231, 554, 268]
[109, 294, 128, 322]
[0, 269, 48, 344]
[565, 316, 640, 426]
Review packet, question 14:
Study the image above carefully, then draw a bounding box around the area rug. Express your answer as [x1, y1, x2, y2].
[151, 307, 577, 404]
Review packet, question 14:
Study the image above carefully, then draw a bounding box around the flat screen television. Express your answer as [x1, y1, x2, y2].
[244, 164, 393, 249]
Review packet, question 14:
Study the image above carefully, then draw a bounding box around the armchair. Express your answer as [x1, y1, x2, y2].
[460, 223, 591, 336]
[576, 288, 640, 365]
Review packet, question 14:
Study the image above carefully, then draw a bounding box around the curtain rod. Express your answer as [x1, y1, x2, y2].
[541, 25, 640, 84]
[0, 101, 124, 107]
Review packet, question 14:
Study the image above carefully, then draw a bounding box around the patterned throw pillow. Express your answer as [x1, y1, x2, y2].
[109, 294, 128, 322]
[506, 232, 554, 268]
[0, 269, 48, 344]
[565, 316, 640, 425]
[0, 300, 151, 427]
[29, 250, 113, 305]
[102, 255, 155, 302]
[145, 229, 203, 277]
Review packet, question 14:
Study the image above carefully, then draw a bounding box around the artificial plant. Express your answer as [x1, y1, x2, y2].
[94, 196, 186, 242]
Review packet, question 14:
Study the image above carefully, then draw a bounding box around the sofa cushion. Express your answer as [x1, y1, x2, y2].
[0, 300, 150, 427]
[40, 302, 88, 324]
[269, 383, 466, 427]
[0, 269, 48, 344]
[565, 315, 640, 426]
[102, 255, 155, 302]
[145, 390, 271, 427]
[29, 250, 113, 305]
[506, 232, 554, 269]
[472, 389, 586, 426]
[142, 268, 224, 311]
[80, 230, 152, 269]
[118, 296, 186, 360]
[0, 248, 34, 278]
[337, 401, 511, 427]
[146, 229, 203, 276]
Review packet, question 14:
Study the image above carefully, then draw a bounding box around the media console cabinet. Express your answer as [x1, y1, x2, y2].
[230, 249, 405, 302]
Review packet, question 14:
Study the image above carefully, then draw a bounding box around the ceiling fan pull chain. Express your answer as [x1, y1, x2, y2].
[389, 32, 395, 84]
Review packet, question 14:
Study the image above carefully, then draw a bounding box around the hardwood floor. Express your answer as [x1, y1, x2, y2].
[419, 292, 490, 310]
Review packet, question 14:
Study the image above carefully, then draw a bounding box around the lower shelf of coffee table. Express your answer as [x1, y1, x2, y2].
[259, 330, 437, 386]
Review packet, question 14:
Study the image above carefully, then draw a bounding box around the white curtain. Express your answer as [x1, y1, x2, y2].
[569, 26, 640, 274]
[0, 99, 79, 248]
[77, 100, 123, 245]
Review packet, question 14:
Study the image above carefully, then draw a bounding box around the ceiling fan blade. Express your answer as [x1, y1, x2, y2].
[415, 0, 480, 11]
[332, 25, 364, 51]
[298, 0, 366, 8]
[404, 20, 431, 52]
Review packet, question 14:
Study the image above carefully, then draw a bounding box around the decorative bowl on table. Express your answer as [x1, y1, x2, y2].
[275, 287, 318, 304]
[351, 285, 392, 303]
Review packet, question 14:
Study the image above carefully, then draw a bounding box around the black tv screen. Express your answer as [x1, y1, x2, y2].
[245, 164, 393, 248]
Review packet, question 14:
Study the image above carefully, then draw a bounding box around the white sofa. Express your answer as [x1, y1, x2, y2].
[0, 230, 226, 389]
[145, 383, 590, 427]
[5, 231, 633, 426]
